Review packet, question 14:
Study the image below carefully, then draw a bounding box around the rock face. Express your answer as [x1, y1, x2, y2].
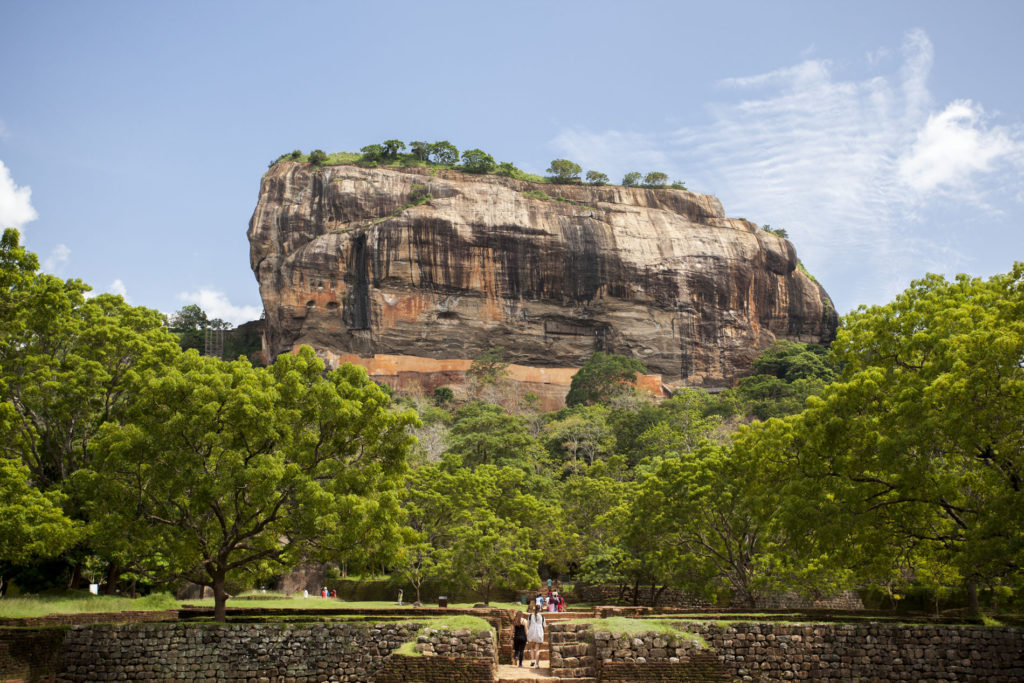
[249, 163, 836, 401]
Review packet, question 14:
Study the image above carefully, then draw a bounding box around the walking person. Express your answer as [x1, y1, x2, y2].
[527, 604, 546, 667]
[512, 610, 528, 667]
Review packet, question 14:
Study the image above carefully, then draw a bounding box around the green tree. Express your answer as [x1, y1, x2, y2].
[434, 512, 540, 604]
[429, 141, 459, 165]
[168, 304, 210, 352]
[633, 442, 792, 607]
[0, 231, 179, 494]
[460, 148, 495, 174]
[467, 346, 509, 388]
[542, 405, 615, 474]
[642, 172, 668, 187]
[758, 266, 1024, 614]
[546, 159, 582, 184]
[585, 171, 609, 186]
[409, 141, 431, 161]
[0, 447, 81, 564]
[308, 149, 328, 165]
[445, 402, 548, 472]
[359, 144, 384, 162]
[0, 229, 180, 590]
[382, 139, 406, 158]
[566, 352, 647, 407]
[669, 180, 688, 190]
[622, 172, 642, 187]
[83, 347, 418, 620]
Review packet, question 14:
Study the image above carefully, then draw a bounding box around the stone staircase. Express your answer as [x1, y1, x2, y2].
[495, 612, 595, 683]
[547, 622, 596, 682]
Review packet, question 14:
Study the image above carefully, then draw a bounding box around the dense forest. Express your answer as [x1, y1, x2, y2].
[2, 227, 1021, 621]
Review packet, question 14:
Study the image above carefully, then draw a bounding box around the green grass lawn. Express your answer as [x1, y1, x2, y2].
[568, 616, 707, 647]
[0, 592, 180, 619]
[0, 590, 526, 619]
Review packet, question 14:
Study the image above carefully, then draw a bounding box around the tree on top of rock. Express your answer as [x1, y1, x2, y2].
[460, 148, 496, 174]
[382, 140, 406, 158]
[429, 141, 459, 165]
[547, 159, 582, 184]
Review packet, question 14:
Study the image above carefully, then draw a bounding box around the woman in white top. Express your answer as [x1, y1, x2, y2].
[526, 604, 546, 667]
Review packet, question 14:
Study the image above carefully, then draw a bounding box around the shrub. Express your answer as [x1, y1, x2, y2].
[433, 386, 454, 406]
[586, 170, 609, 186]
[762, 224, 789, 239]
[308, 149, 328, 166]
[495, 161, 519, 177]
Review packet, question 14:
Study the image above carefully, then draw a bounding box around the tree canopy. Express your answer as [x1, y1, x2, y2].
[82, 347, 418, 619]
[566, 352, 647, 407]
[546, 159, 582, 183]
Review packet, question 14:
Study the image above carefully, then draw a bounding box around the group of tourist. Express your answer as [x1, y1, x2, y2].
[510, 584, 569, 668]
[511, 604, 547, 668]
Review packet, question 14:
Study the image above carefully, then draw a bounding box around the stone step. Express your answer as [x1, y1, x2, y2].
[497, 677, 596, 683]
[549, 666, 596, 678]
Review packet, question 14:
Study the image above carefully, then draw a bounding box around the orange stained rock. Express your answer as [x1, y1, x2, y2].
[302, 350, 664, 409]
[375, 291, 429, 329]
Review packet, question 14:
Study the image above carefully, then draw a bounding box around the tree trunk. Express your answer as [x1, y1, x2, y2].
[967, 578, 979, 618]
[68, 563, 82, 590]
[104, 563, 120, 595]
[341, 560, 348, 578]
[213, 572, 228, 622]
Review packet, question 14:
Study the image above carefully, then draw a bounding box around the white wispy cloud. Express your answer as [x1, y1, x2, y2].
[550, 29, 1024, 313]
[0, 160, 38, 229]
[43, 243, 71, 274]
[178, 288, 261, 327]
[108, 279, 130, 302]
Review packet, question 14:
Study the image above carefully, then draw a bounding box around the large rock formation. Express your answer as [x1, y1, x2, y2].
[249, 162, 836, 404]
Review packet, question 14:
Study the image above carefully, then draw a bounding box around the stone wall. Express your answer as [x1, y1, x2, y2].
[591, 621, 1024, 681]
[374, 654, 494, 682]
[574, 584, 863, 611]
[753, 590, 864, 611]
[51, 621, 493, 682]
[575, 584, 711, 608]
[0, 627, 67, 682]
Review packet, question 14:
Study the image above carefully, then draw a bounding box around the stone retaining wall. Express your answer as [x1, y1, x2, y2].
[0, 626, 67, 682]
[574, 584, 863, 611]
[374, 654, 494, 682]
[26, 621, 493, 682]
[592, 621, 1024, 681]
[574, 584, 711, 609]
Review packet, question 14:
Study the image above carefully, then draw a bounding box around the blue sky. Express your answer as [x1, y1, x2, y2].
[1, 1, 1022, 323]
